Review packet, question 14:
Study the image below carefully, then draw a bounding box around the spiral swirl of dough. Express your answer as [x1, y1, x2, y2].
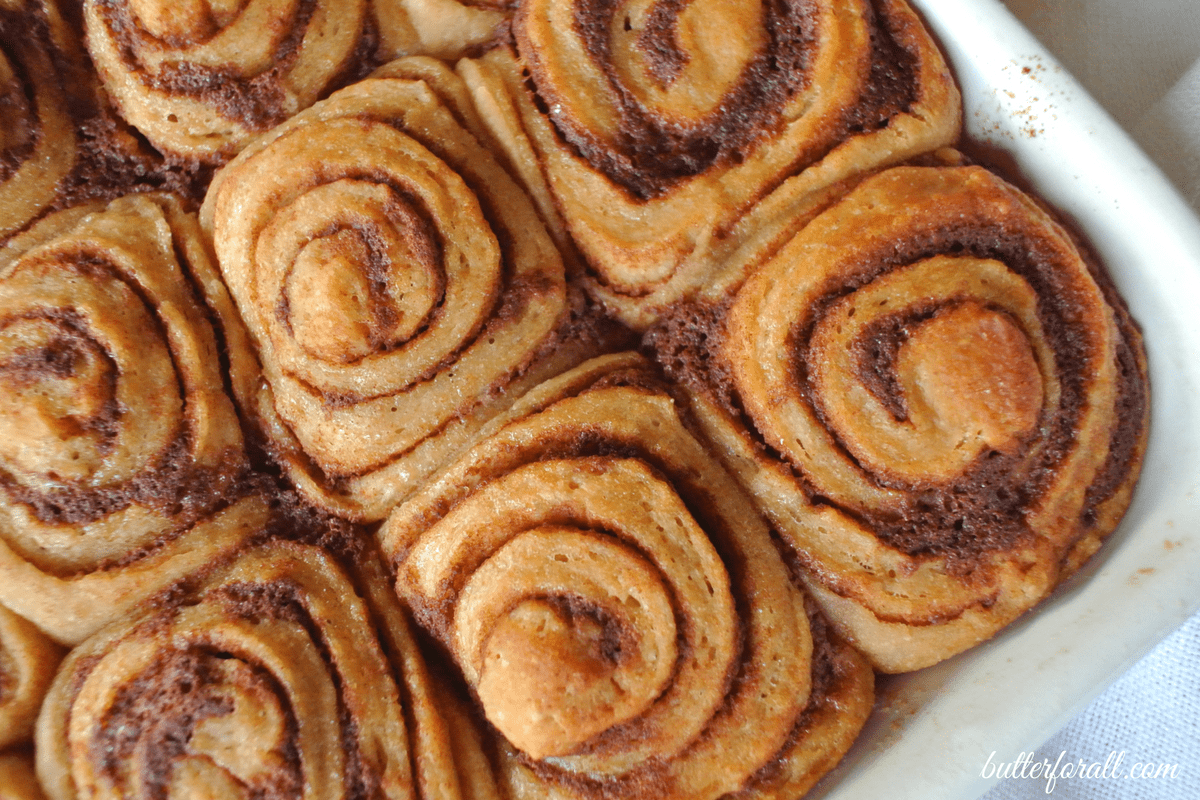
[0, 0, 84, 238]
[461, 0, 961, 328]
[35, 541, 463, 800]
[380, 353, 873, 800]
[83, 0, 368, 161]
[203, 58, 590, 522]
[653, 165, 1149, 672]
[0, 193, 260, 645]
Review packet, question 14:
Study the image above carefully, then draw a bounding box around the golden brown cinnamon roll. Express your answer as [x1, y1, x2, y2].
[649, 164, 1150, 673]
[35, 540, 465, 800]
[203, 57, 620, 522]
[0, 0, 88, 238]
[83, 0, 371, 163]
[380, 353, 874, 800]
[0, 603, 63, 750]
[460, 0, 961, 329]
[0, 193, 262, 645]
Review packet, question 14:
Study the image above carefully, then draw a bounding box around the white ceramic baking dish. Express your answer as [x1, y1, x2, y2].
[808, 1, 1200, 798]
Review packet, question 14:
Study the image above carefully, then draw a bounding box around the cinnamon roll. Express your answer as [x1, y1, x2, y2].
[0, 0, 89, 238]
[649, 164, 1150, 673]
[203, 57, 621, 522]
[83, 0, 371, 162]
[0, 603, 63, 750]
[35, 540, 466, 800]
[460, 0, 961, 328]
[379, 353, 874, 800]
[0, 193, 262, 645]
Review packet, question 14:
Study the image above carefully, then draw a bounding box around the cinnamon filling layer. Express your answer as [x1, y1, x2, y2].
[516, 0, 917, 199]
[93, 0, 320, 132]
[649, 210, 1145, 567]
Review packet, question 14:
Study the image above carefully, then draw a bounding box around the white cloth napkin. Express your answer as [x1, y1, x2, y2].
[982, 615, 1200, 798]
[1137, 57, 1200, 211]
[982, 2, 1200, 797]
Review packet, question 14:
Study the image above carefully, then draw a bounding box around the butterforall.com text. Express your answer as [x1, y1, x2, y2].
[981, 750, 1181, 793]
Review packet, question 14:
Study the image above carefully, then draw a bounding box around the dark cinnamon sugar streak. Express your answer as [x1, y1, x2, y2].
[0, 9, 40, 182]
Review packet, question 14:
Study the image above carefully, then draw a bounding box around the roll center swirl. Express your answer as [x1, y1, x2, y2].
[896, 302, 1043, 453]
[180, 657, 297, 795]
[612, 0, 766, 113]
[279, 182, 444, 364]
[84, 647, 297, 798]
[519, 0, 812, 196]
[464, 527, 678, 759]
[0, 316, 118, 483]
[802, 253, 1053, 487]
[0, 243, 187, 491]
